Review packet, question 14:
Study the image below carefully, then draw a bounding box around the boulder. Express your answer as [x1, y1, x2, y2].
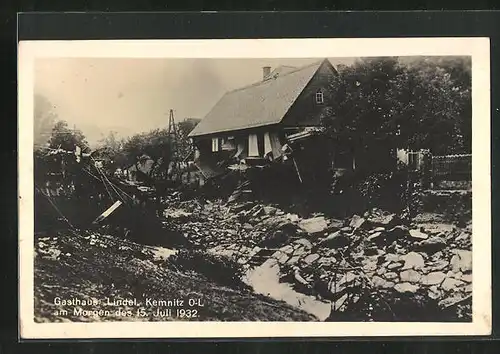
[428, 259, 449, 272]
[450, 250, 472, 273]
[372, 275, 395, 289]
[394, 282, 419, 294]
[298, 217, 328, 234]
[420, 271, 446, 286]
[428, 285, 443, 300]
[286, 255, 301, 265]
[441, 277, 465, 292]
[384, 272, 399, 281]
[329, 219, 345, 229]
[409, 229, 429, 240]
[349, 215, 366, 230]
[279, 244, 294, 254]
[460, 273, 472, 283]
[367, 231, 383, 242]
[294, 238, 313, 250]
[387, 262, 404, 270]
[400, 269, 422, 283]
[401, 252, 425, 270]
[303, 253, 320, 265]
[263, 206, 278, 215]
[368, 213, 397, 227]
[415, 236, 447, 254]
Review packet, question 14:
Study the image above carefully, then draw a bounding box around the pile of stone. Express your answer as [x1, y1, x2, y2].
[162, 198, 472, 317]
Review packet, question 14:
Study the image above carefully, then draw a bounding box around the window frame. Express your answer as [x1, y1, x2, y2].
[315, 91, 324, 104]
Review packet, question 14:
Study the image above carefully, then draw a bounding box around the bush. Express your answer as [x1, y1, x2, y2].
[167, 249, 250, 290]
[329, 165, 423, 216]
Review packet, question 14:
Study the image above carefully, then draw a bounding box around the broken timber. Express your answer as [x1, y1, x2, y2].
[92, 200, 123, 225]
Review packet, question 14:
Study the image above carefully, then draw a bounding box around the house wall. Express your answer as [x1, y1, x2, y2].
[281, 60, 338, 127]
[193, 125, 285, 160]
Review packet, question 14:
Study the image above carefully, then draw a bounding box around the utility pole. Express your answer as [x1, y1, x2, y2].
[167, 109, 178, 181]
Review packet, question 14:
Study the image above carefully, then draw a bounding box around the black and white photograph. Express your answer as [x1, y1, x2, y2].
[18, 38, 491, 338]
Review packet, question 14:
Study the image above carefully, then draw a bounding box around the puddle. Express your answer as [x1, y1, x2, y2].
[242, 258, 332, 321]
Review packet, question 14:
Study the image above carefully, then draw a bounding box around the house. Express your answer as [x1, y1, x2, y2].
[188, 59, 339, 183]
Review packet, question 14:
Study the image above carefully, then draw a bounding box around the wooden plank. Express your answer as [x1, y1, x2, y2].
[92, 200, 123, 225]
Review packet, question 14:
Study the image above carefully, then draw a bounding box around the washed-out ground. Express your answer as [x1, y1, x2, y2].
[34, 231, 316, 322]
[34, 191, 472, 322]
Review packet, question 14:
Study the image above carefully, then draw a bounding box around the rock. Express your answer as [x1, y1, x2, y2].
[279, 244, 294, 254]
[362, 259, 377, 272]
[409, 229, 429, 240]
[415, 236, 447, 254]
[337, 272, 358, 288]
[387, 262, 403, 270]
[450, 250, 472, 273]
[341, 226, 352, 232]
[428, 285, 443, 300]
[369, 227, 386, 234]
[401, 252, 425, 270]
[419, 223, 454, 236]
[294, 238, 313, 250]
[298, 217, 328, 234]
[293, 268, 309, 286]
[276, 252, 290, 264]
[428, 259, 449, 271]
[303, 253, 320, 264]
[328, 219, 344, 229]
[318, 256, 337, 266]
[420, 271, 446, 286]
[263, 206, 277, 215]
[372, 276, 395, 289]
[368, 213, 397, 227]
[319, 231, 349, 248]
[441, 277, 465, 292]
[460, 273, 472, 283]
[286, 255, 301, 265]
[367, 232, 383, 242]
[384, 272, 398, 280]
[394, 282, 419, 293]
[438, 293, 472, 309]
[376, 267, 387, 276]
[400, 269, 422, 283]
[349, 215, 366, 229]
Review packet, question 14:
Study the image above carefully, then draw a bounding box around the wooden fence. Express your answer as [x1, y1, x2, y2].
[431, 154, 472, 180]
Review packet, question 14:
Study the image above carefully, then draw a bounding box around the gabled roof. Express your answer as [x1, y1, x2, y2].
[189, 59, 332, 137]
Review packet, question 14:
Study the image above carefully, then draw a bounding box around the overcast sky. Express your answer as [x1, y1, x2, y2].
[35, 57, 356, 146]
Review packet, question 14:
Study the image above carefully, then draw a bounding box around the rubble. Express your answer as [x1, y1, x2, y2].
[87, 192, 472, 321]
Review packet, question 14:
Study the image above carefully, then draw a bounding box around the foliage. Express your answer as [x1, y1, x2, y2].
[34, 120, 90, 188]
[48, 120, 89, 151]
[97, 118, 198, 179]
[322, 56, 472, 158]
[168, 249, 249, 290]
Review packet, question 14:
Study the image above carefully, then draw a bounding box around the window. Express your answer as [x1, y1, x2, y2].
[211, 137, 219, 152]
[315, 91, 324, 104]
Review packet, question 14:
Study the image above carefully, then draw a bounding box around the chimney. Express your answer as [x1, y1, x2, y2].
[262, 66, 271, 80]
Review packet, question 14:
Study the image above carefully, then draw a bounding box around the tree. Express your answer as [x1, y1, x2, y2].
[322, 56, 472, 164]
[48, 120, 89, 151]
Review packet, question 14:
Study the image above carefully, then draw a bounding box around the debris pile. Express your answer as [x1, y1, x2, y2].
[162, 197, 473, 321]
